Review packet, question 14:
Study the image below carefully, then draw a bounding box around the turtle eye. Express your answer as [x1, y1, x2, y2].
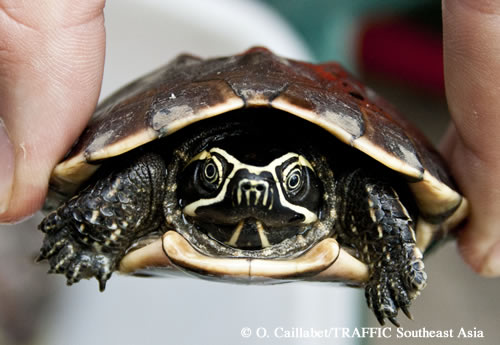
[200, 159, 221, 190]
[203, 161, 218, 183]
[285, 167, 303, 193]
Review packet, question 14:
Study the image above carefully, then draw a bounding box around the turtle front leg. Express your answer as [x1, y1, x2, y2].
[337, 169, 427, 326]
[38, 152, 167, 290]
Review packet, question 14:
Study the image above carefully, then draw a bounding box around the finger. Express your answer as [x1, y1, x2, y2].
[0, 0, 106, 222]
[442, 0, 500, 276]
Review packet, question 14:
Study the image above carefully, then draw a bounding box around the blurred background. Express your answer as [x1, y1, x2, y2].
[0, 1, 499, 344]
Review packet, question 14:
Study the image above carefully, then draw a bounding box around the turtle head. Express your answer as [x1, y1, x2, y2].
[178, 147, 322, 249]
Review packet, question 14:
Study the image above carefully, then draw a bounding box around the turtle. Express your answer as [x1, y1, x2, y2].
[37, 47, 468, 326]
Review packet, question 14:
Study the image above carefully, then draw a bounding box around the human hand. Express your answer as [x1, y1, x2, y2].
[0, 0, 106, 222]
[442, 0, 500, 276]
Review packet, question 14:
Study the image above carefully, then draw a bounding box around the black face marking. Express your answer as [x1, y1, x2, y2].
[177, 147, 322, 249]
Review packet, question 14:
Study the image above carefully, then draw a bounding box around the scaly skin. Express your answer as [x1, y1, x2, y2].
[337, 169, 427, 326]
[38, 152, 167, 290]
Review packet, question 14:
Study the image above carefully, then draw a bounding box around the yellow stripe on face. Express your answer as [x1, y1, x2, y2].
[182, 147, 318, 224]
[256, 220, 271, 247]
[227, 220, 245, 247]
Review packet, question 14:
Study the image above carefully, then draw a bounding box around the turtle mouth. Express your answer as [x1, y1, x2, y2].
[194, 218, 311, 250]
[178, 214, 331, 259]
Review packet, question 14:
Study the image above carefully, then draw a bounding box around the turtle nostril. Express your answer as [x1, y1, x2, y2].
[256, 184, 265, 192]
[242, 183, 251, 191]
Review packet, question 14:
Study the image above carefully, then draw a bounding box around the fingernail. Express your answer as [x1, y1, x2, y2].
[0, 118, 14, 214]
[482, 240, 500, 277]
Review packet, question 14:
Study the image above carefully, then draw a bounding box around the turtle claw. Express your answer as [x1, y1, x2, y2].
[365, 270, 417, 326]
[35, 254, 44, 263]
[389, 317, 400, 328]
[366, 250, 426, 326]
[98, 277, 108, 292]
[38, 228, 115, 289]
[402, 305, 413, 320]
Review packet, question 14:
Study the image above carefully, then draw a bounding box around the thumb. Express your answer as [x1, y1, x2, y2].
[442, 0, 500, 276]
[0, 0, 106, 222]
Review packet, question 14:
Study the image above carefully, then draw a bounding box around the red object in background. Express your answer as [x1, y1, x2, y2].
[357, 16, 445, 96]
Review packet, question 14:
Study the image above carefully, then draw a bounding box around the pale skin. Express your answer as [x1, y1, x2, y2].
[0, 0, 499, 277]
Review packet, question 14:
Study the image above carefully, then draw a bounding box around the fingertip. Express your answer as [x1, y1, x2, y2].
[0, 2, 106, 223]
[0, 182, 47, 224]
[479, 240, 500, 277]
[457, 224, 500, 277]
[457, 228, 482, 273]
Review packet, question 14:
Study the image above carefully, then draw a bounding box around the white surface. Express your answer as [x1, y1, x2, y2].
[38, 1, 363, 344]
[100, 0, 311, 98]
